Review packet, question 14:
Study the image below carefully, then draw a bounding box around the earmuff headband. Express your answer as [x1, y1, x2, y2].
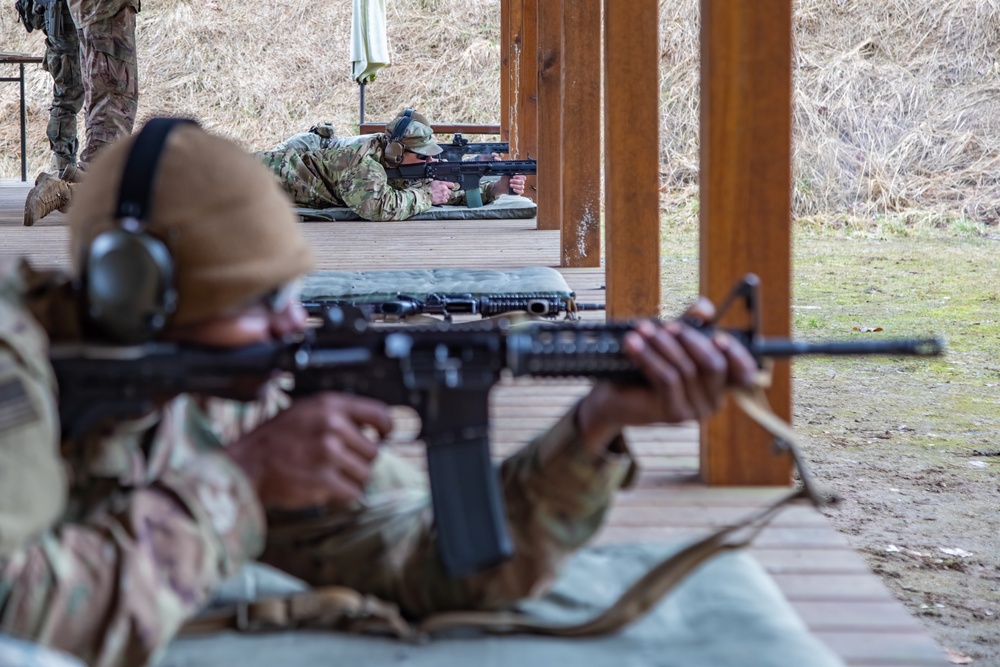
[115, 117, 198, 222]
[388, 108, 415, 145]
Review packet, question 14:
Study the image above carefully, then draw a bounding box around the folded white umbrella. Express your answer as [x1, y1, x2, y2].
[351, 0, 390, 85]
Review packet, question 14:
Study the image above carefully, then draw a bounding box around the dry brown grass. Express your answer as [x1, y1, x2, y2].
[3, 0, 1000, 224]
[0, 0, 501, 164]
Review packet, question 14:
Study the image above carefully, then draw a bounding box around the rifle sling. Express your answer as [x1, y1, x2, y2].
[179, 380, 826, 641]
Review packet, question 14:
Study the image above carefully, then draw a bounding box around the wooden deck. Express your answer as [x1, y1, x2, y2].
[0, 180, 947, 666]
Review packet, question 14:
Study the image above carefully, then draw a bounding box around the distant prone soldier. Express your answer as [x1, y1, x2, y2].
[255, 109, 527, 221]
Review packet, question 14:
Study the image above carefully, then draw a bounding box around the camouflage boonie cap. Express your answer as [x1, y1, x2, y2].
[385, 111, 442, 156]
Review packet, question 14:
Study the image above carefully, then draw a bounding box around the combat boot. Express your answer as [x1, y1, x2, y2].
[23, 172, 73, 227]
[59, 163, 86, 184]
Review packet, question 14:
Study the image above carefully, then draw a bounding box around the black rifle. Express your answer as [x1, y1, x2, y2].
[49, 275, 942, 577]
[14, 0, 56, 33]
[436, 133, 510, 162]
[383, 159, 537, 208]
[301, 292, 605, 322]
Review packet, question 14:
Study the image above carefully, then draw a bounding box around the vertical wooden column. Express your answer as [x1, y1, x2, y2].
[604, 0, 661, 318]
[560, 0, 601, 267]
[699, 0, 794, 485]
[500, 0, 511, 145]
[504, 0, 524, 156]
[535, 0, 562, 230]
[517, 0, 538, 202]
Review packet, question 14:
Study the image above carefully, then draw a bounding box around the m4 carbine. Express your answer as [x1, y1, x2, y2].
[301, 292, 606, 322]
[383, 159, 537, 208]
[50, 275, 942, 578]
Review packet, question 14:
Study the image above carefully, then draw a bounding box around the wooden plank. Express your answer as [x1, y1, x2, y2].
[699, 0, 794, 485]
[358, 123, 501, 135]
[790, 602, 928, 632]
[559, 0, 601, 268]
[535, 0, 562, 230]
[750, 547, 873, 574]
[770, 574, 903, 601]
[594, 524, 854, 549]
[814, 632, 947, 665]
[605, 504, 830, 527]
[604, 0, 661, 318]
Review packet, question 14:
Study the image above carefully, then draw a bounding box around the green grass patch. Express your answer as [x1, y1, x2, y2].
[657, 197, 1000, 468]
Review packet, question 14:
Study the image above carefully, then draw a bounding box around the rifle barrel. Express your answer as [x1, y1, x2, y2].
[751, 337, 944, 358]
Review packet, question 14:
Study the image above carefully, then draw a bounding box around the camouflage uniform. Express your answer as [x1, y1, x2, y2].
[66, 0, 140, 167]
[0, 260, 635, 664]
[255, 134, 505, 221]
[0, 259, 266, 666]
[40, 0, 84, 170]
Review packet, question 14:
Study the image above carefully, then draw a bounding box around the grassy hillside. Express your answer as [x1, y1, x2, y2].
[3, 0, 1000, 228]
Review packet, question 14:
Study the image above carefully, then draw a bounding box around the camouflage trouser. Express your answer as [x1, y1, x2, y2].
[259, 410, 633, 618]
[41, 0, 83, 170]
[78, 5, 138, 168]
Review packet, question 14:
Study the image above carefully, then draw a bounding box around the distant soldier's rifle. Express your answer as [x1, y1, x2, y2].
[436, 133, 510, 162]
[383, 159, 537, 208]
[302, 292, 605, 322]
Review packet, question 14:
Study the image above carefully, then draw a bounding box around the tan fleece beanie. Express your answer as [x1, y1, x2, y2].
[68, 122, 314, 327]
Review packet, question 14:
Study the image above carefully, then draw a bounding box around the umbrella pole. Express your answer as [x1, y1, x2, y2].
[359, 82, 366, 125]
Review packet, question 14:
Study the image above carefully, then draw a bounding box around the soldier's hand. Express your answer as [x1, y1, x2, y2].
[575, 299, 757, 455]
[429, 179, 455, 205]
[499, 174, 526, 196]
[225, 393, 393, 510]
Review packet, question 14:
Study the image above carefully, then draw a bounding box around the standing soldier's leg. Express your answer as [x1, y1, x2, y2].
[77, 5, 138, 168]
[42, 0, 83, 172]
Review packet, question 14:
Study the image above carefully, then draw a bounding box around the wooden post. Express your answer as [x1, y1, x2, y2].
[699, 0, 794, 485]
[500, 0, 511, 145]
[560, 0, 601, 267]
[516, 0, 538, 203]
[604, 0, 660, 318]
[505, 0, 524, 156]
[535, 0, 562, 231]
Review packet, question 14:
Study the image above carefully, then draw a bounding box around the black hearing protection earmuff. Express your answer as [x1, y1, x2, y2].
[383, 108, 423, 167]
[82, 117, 198, 344]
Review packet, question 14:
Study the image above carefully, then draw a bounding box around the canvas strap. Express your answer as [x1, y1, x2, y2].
[180, 368, 829, 641]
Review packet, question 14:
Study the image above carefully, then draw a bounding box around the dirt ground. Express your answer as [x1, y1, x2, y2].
[659, 216, 1000, 665]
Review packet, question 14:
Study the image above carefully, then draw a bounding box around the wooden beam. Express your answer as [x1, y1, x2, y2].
[505, 0, 524, 154]
[699, 0, 794, 485]
[560, 0, 601, 267]
[535, 0, 563, 231]
[359, 123, 501, 135]
[516, 0, 538, 202]
[500, 0, 511, 144]
[604, 0, 660, 318]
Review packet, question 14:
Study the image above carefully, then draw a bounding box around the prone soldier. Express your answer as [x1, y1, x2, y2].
[255, 109, 528, 221]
